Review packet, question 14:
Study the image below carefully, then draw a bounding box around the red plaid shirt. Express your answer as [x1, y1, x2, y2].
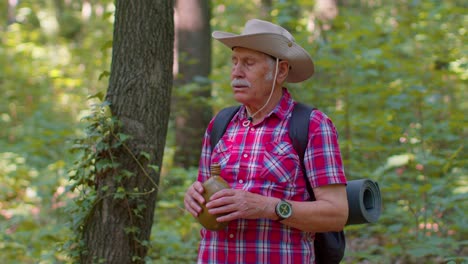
[196, 89, 346, 264]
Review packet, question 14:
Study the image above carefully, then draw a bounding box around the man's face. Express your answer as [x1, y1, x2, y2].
[230, 47, 275, 107]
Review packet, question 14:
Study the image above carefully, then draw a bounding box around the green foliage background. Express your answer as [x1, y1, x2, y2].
[0, 0, 466, 263]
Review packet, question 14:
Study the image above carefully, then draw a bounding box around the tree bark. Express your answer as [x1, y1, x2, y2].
[315, 0, 338, 22]
[7, 0, 18, 25]
[173, 0, 212, 168]
[80, 0, 173, 263]
[260, 0, 273, 19]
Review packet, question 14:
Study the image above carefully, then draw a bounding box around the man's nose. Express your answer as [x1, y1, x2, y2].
[231, 64, 245, 78]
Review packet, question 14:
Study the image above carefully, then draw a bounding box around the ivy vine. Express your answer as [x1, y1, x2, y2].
[63, 98, 160, 262]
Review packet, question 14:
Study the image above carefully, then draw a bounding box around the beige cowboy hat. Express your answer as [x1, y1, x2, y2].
[212, 19, 314, 83]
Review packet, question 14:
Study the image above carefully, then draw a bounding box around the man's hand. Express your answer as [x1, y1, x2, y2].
[184, 181, 205, 217]
[205, 189, 278, 222]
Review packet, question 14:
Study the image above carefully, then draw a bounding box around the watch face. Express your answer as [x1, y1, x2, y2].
[278, 201, 292, 218]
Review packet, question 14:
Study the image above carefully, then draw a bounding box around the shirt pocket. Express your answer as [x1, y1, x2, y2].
[260, 141, 300, 184]
[211, 139, 233, 168]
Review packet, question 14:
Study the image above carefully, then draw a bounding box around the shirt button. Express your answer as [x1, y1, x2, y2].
[250, 127, 255, 131]
[243, 153, 248, 158]
[229, 234, 234, 238]
[238, 179, 243, 184]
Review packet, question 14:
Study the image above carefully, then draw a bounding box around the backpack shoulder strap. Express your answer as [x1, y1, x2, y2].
[290, 102, 315, 163]
[210, 105, 241, 151]
[289, 102, 316, 199]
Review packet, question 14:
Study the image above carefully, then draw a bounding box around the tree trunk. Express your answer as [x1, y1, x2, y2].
[315, 0, 338, 22]
[173, 0, 212, 168]
[260, 0, 273, 19]
[7, 0, 18, 25]
[80, 0, 173, 263]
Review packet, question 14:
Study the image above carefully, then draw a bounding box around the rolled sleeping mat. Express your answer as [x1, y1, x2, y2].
[346, 179, 382, 226]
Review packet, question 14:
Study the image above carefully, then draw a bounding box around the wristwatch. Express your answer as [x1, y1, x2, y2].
[275, 199, 292, 221]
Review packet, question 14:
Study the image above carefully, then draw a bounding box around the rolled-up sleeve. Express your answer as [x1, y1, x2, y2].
[304, 111, 347, 187]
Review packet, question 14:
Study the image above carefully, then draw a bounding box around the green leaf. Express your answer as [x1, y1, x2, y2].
[87, 91, 105, 101]
[113, 187, 126, 199]
[140, 151, 151, 160]
[98, 70, 111, 80]
[148, 165, 159, 173]
[117, 133, 131, 142]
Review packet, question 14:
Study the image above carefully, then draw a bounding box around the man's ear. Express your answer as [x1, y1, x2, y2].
[276, 61, 290, 83]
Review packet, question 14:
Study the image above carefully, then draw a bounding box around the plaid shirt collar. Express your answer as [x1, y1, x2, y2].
[235, 88, 294, 123]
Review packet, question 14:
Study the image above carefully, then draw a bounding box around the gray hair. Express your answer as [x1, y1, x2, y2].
[264, 55, 277, 81]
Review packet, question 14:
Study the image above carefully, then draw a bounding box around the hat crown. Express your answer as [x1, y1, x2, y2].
[242, 19, 295, 43]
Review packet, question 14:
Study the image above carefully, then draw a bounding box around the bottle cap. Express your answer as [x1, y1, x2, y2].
[210, 163, 221, 176]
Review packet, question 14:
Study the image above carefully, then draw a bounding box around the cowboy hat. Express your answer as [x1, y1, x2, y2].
[212, 19, 314, 83]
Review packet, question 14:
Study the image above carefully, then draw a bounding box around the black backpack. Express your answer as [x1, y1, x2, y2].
[210, 103, 346, 264]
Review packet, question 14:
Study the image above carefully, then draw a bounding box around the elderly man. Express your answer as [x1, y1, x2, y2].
[184, 19, 348, 263]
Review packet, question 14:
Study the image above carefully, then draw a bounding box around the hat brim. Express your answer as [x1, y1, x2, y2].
[213, 31, 314, 83]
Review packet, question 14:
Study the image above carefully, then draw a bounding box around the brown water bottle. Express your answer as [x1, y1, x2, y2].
[196, 163, 230, 230]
